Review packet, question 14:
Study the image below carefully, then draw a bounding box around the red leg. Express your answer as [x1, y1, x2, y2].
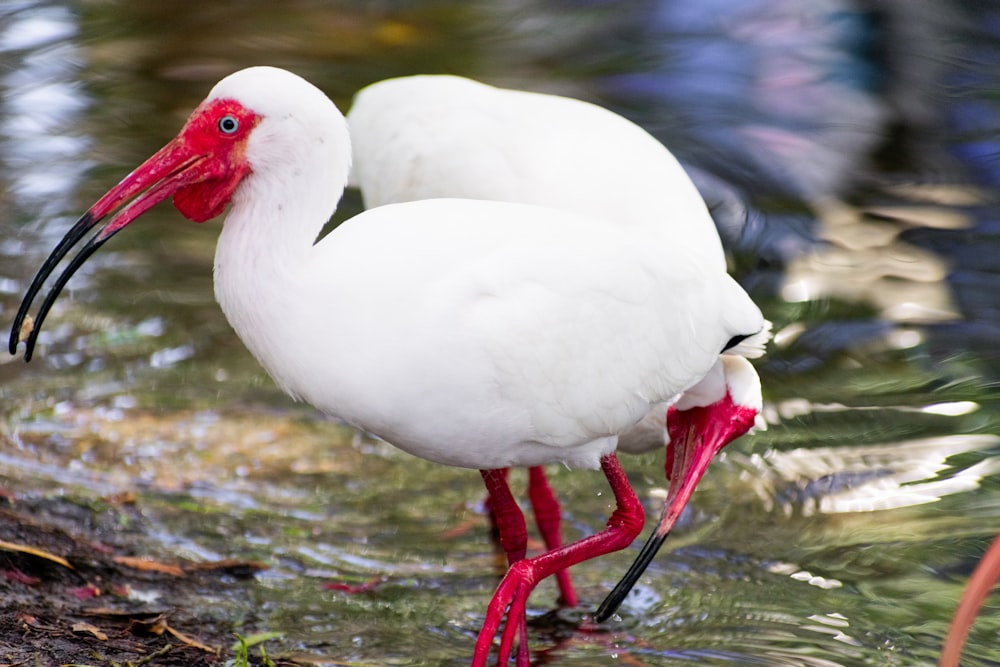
[483, 466, 578, 607]
[940, 532, 1000, 667]
[482, 468, 517, 561]
[473, 453, 644, 667]
[480, 469, 531, 667]
[481, 469, 527, 566]
[527, 466, 579, 607]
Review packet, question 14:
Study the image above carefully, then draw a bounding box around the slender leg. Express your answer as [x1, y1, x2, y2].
[527, 466, 579, 607]
[481, 469, 527, 567]
[480, 469, 530, 667]
[483, 467, 578, 607]
[940, 532, 1000, 667]
[473, 453, 644, 667]
[483, 468, 516, 563]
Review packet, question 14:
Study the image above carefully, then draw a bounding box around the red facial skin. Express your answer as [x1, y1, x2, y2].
[661, 393, 759, 539]
[593, 389, 759, 623]
[91, 98, 260, 241]
[9, 97, 261, 362]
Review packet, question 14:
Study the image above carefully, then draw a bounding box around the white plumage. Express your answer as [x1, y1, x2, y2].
[349, 74, 726, 265]
[204, 69, 764, 471]
[12, 67, 767, 665]
[347, 74, 765, 455]
[343, 74, 769, 629]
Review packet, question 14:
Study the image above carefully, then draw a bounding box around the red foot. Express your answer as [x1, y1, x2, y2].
[473, 454, 643, 666]
[481, 468, 531, 666]
[483, 466, 579, 608]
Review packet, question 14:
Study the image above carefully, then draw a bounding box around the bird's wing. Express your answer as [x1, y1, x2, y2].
[315, 198, 762, 455]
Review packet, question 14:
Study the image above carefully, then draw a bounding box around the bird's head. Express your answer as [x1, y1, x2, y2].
[9, 66, 348, 361]
[594, 354, 763, 622]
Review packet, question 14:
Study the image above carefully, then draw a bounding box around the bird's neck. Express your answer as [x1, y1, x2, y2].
[212, 125, 351, 392]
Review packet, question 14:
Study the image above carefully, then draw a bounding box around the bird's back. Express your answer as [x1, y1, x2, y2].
[348, 75, 726, 273]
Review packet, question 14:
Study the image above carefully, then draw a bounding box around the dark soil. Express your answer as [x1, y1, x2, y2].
[0, 493, 286, 667]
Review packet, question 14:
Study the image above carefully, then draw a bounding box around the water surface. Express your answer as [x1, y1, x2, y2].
[2, 1, 1000, 665]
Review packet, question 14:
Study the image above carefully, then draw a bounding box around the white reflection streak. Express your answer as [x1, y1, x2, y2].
[782, 199, 964, 325]
[0, 4, 90, 218]
[743, 434, 1000, 515]
[802, 612, 863, 647]
[766, 398, 980, 423]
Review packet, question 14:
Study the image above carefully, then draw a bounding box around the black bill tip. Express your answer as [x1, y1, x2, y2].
[593, 528, 671, 623]
[9, 211, 107, 361]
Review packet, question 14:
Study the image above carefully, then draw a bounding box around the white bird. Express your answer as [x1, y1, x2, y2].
[348, 75, 731, 451]
[9, 67, 766, 666]
[347, 74, 767, 619]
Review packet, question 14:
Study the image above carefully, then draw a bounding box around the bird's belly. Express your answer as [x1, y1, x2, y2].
[255, 303, 631, 471]
[298, 374, 617, 471]
[281, 351, 620, 471]
[367, 421, 618, 471]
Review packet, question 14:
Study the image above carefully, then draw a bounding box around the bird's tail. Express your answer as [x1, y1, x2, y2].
[727, 319, 772, 359]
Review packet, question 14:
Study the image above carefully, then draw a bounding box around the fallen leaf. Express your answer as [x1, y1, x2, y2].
[185, 558, 267, 578]
[113, 555, 185, 576]
[71, 621, 108, 641]
[16, 612, 58, 632]
[166, 624, 218, 653]
[129, 614, 168, 637]
[82, 607, 167, 619]
[0, 539, 73, 569]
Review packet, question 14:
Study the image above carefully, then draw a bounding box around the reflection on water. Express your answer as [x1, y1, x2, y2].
[0, 3, 88, 216]
[602, 0, 889, 203]
[2, 1, 1000, 665]
[744, 434, 1000, 515]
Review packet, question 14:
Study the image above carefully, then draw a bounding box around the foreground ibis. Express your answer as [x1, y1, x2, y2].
[348, 74, 767, 619]
[10, 67, 767, 665]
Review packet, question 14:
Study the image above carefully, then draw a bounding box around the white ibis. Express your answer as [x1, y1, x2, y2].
[347, 74, 767, 619]
[9, 67, 767, 665]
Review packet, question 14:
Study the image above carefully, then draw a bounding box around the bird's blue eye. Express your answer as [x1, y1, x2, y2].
[218, 115, 239, 134]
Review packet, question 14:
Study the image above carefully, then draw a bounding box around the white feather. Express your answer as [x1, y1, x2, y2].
[210, 67, 765, 470]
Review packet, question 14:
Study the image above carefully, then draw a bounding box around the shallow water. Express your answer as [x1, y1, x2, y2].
[2, 1, 1000, 665]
